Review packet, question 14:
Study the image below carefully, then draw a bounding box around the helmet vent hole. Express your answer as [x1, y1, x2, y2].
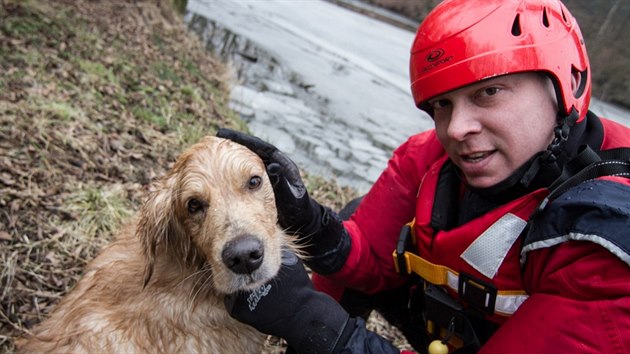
[560, 7, 568, 24]
[572, 68, 588, 99]
[511, 14, 522, 36]
[542, 8, 550, 27]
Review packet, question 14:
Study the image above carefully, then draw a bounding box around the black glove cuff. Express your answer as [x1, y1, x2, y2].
[330, 317, 401, 354]
[331, 317, 357, 353]
[285, 197, 324, 237]
[292, 297, 352, 354]
[305, 228, 351, 275]
[303, 205, 342, 250]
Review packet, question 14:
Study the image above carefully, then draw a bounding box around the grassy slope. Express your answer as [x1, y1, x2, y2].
[0, 0, 384, 352]
[0, 0, 239, 351]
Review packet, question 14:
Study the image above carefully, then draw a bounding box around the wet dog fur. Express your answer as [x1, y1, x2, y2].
[18, 136, 290, 353]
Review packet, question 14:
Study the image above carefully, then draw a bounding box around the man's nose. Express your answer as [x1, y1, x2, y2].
[446, 103, 482, 141]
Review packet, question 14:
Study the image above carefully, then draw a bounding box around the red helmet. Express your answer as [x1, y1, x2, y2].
[410, 0, 591, 122]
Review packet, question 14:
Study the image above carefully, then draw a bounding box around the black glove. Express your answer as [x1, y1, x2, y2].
[224, 250, 355, 354]
[217, 128, 350, 274]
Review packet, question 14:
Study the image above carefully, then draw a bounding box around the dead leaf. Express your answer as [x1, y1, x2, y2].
[0, 231, 12, 241]
[0, 172, 16, 186]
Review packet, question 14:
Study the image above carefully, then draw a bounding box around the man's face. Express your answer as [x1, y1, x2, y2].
[430, 72, 558, 188]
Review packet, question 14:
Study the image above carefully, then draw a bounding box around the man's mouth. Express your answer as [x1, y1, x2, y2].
[462, 151, 494, 163]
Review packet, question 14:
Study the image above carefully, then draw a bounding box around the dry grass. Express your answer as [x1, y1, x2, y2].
[0, 0, 239, 351]
[0, 0, 410, 352]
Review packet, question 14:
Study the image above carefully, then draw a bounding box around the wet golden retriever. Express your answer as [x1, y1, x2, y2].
[19, 136, 289, 353]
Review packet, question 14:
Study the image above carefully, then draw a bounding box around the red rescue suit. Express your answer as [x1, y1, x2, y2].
[314, 114, 630, 353]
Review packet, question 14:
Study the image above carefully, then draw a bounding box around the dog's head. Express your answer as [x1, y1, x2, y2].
[137, 136, 287, 294]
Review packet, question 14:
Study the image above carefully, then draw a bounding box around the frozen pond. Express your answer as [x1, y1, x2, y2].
[185, 0, 629, 193]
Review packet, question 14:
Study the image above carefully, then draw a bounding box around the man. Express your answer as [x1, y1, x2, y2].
[219, 0, 630, 353]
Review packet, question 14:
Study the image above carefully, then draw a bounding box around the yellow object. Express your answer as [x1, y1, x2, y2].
[428, 340, 449, 354]
[392, 221, 529, 316]
[392, 248, 454, 285]
[392, 220, 454, 286]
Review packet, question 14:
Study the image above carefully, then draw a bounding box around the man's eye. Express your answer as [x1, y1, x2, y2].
[482, 87, 500, 96]
[248, 175, 262, 190]
[429, 99, 450, 109]
[187, 198, 206, 214]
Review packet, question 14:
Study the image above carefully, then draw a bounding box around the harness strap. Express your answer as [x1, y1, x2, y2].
[393, 221, 528, 316]
[394, 246, 453, 286]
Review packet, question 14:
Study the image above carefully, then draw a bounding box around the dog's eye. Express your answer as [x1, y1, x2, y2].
[248, 175, 262, 190]
[187, 198, 206, 214]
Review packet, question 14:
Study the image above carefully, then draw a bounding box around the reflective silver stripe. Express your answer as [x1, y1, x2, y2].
[447, 270, 459, 291]
[461, 213, 527, 279]
[520, 232, 630, 267]
[443, 269, 528, 315]
[494, 293, 529, 316]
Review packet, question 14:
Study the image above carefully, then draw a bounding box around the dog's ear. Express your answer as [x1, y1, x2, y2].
[137, 175, 179, 288]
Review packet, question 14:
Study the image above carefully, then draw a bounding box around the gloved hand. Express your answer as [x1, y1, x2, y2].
[224, 250, 355, 354]
[217, 128, 351, 274]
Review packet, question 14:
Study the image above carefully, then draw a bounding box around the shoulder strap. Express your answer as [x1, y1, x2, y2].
[521, 145, 630, 267]
[431, 160, 461, 232]
[535, 145, 630, 214]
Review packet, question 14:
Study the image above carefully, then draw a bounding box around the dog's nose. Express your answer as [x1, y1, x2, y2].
[222, 235, 264, 274]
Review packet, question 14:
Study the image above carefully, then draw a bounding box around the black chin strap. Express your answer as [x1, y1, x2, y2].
[519, 109, 580, 188]
[535, 145, 630, 213]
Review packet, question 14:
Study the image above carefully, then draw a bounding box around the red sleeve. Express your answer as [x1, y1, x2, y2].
[480, 241, 630, 354]
[315, 131, 444, 294]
